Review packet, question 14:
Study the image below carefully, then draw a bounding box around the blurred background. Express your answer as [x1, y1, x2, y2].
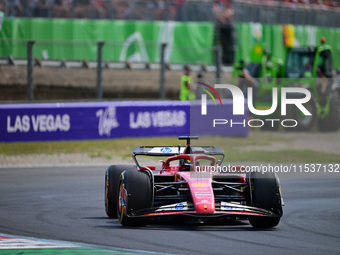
[1, 0, 340, 157]
[0, 0, 339, 101]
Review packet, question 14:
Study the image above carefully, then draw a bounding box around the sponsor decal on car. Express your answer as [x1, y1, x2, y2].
[160, 147, 172, 153]
[223, 206, 234, 210]
[154, 202, 190, 212]
[192, 183, 208, 188]
[149, 147, 185, 154]
[175, 203, 185, 210]
[221, 202, 237, 211]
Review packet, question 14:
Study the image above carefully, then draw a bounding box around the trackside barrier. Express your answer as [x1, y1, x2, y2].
[0, 101, 248, 142]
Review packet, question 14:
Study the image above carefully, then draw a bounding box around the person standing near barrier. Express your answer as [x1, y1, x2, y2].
[179, 65, 196, 101]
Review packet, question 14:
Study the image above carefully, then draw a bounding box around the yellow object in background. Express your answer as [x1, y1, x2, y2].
[283, 25, 296, 48]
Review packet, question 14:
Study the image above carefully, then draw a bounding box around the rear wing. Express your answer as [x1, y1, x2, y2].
[133, 136, 225, 167]
[133, 146, 225, 167]
[132, 146, 183, 156]
[133, 146, 225, 157]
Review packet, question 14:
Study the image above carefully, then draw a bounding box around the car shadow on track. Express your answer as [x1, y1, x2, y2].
[82, 216, 109, 220]
[93, 218, 278, 232]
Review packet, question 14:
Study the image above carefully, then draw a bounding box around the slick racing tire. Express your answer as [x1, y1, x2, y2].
[285, 96, 317, 132]
[249, 171, 283, 228]
[105, 165, 136, 218]
[118, 169, 151, 227]
[318, 92, 339, 132]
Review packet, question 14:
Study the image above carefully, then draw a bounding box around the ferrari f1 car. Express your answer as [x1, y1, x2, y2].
[105, 136, 283, 228]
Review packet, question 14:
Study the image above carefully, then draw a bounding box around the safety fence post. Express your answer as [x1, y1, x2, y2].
[97, 41, 105, 100]
[160, 43, 167, 99]
[27, 40, 35, 101]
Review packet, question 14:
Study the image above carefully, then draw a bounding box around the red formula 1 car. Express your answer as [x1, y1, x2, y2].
[105, 136, 283, 228]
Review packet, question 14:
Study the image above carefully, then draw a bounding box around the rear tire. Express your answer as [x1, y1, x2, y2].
[118, 169, 151, 227]
[249, 171, 283, 228]
[105, 165, 136, 218]
[318, 92, 339, 132]
[285, 96, 317, 131]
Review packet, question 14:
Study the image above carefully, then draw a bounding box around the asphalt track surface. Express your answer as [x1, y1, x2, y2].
[0, 166, 339, 255]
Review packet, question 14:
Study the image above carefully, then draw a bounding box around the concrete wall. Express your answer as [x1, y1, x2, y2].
[0, 66, 228, 101]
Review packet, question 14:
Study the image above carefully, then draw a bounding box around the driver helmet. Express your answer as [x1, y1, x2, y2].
[179, 159, 192, 172]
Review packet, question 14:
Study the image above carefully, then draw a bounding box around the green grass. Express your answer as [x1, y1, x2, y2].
[0, 134, 338, 163]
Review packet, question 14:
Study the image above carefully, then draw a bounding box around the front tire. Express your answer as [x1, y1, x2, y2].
[105, 165, 136, 218]
[249, 171, 283, 228]
[118, 169, 151, 227]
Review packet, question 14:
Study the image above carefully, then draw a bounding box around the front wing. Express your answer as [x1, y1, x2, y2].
[129, 202, 280, 220]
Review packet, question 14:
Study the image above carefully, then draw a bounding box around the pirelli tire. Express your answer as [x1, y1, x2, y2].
[249, 171, 283, 228]
[318, 91, 339, 132]
[105, 165, 137, 219]
[118, 169, 152, 227]
[285, 95, 317, 132]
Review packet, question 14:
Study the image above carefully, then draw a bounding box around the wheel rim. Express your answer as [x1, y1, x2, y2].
[118, 182, 127, 223]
